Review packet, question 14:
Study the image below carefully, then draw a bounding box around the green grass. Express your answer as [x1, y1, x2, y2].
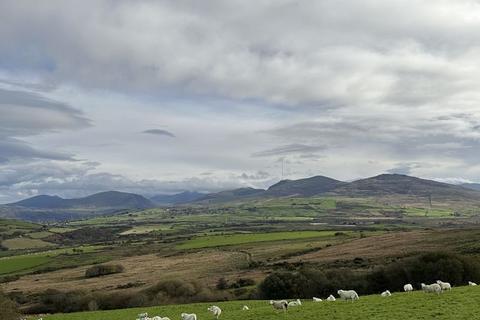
[1, 237, 54, 249]
[177, 231, 341, 249]
[0, 255, 51, 274]
[42, 286, 480, 320]
[28, 231, 54, 239]
[0, 245, 105, 275]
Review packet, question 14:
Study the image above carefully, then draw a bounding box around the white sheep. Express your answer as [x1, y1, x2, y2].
[181, 313, 197, 320]
[337, 289, 359, 302]
[403, 284, 413, 292]
[312, 297, 322, 302]
[207, 305, 222, 319]
[469, 281, 477, 286]
[152, 317, 170, 320]
[381, 290, 391, 297]
[138, 313, 149, 320]
[269, 300, 288, 312]
[436, 280, 451, 291]
[288, 299, 302, 307]
[421, 283, 442, 294]
[242, 305, 250, 310]
[326, 294, 336, 301]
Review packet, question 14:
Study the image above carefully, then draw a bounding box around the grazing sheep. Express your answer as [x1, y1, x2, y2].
[207, 305, 222, 319]
[152, 317, 170, 320]
[138, 313, 149, 320]
[270, 300, 288, 312]
[436, 280, 451, 291]
[242, 305, 250, 310]
[469, 281, 478, 286]
[421, 283, 442, 294]
[181, 313, 197, 320]
[337, 289, 359, 302]
[312, 297, 322, 302]
[288, 299, 302, 307]
[326, 294, 336, 301]
[381, 290, 391, 297]
[403, 284, 414, 292]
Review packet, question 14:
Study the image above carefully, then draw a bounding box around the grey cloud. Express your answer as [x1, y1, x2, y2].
[0, 138, 74, 163]
[142, 129, 175, 138]
[252, 144, 326, 157]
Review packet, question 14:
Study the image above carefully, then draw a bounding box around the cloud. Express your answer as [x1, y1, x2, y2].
[252, 144, 325, 157]
[142, 129, 175, 138]
[0, 86, 90, 164]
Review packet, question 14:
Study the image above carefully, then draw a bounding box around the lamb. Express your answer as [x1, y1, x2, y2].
[270, 300, 288, 312]
[403, 284, 413, 292]
[312, 297, 322, 302]
[207, 305, 222, 319]
[337, 289, 359, 302]
[469, 281, 478, 286]
[288, 299, 302, 307]
[181, 313, 197, 320]
[326, 294, 336, 301]
[436, 280, 451, 291]
[381, 290, 391, 297]
[242, 305, 250, 310]
[421, 283, 442, 294]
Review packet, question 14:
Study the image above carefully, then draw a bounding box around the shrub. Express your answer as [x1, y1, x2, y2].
[85, 264, 124, 278]
[0, 290, 20, 320]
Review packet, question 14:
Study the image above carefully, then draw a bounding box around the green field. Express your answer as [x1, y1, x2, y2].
[177, 230, 342, 249]
[41, 286, 480, 320]
[1, 237, 54, 250]
[0, 255, 51, 274]
[0, 245, 105, 275]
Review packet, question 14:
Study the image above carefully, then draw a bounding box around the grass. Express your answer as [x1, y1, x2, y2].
[42, 286, 480, 320]
[0, 245, 105, 275]
[27, 231, 53, 239]
[177, 230, 342, 249]
[0, 255, 51, 274]
[1, 237, 54, 249]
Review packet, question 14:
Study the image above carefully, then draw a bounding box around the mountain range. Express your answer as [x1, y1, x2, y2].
[2, 173, 480, 221]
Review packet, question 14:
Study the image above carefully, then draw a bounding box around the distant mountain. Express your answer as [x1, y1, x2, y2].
[265, 175, 345, 197]
[196, 187, 265, 203]
[329, 174, 480, 201]
[9, 191, 154, 209]
[13, 195, 67, 209]
[150, 191, 206, 205]
[461, 183, 480, 191]
[1, 191, 155, 222]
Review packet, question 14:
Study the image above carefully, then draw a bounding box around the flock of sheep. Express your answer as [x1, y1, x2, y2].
[135, 280, 478, 320]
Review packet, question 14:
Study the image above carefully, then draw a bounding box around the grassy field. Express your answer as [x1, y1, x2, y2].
[40, 286, 480, 320]
[177, 230, 346, 249]
[1, 237, 54, 249]
[0, 245, 105, 275]
[0, 255, 51, 274]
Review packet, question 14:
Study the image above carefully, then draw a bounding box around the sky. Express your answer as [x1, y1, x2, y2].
[2, 0, 480, 202]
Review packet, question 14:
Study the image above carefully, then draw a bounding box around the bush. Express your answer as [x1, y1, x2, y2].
[85, 264, 124, 278]
[0, 290, 20, 320]
[258, 252, 480, 299]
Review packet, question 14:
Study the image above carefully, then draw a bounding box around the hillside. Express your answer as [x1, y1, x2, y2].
[150, 191, 206, 205]
[330, 174, 480, 203]
[0, 191, 155, 222]
[41, 287, 480, 320]
[265, 175, 345, 197]
[9, 191, 154, 209]
[196, 187, 265, 203]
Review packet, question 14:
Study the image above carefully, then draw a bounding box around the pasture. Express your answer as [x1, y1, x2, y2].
[1, 237, 54, 250]
[41, 286, 480, 320]
[177, 230, 343, 249]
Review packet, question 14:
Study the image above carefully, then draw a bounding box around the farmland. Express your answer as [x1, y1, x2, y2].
[40, 286, 480, 320]
[2, 195, 480, 317]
